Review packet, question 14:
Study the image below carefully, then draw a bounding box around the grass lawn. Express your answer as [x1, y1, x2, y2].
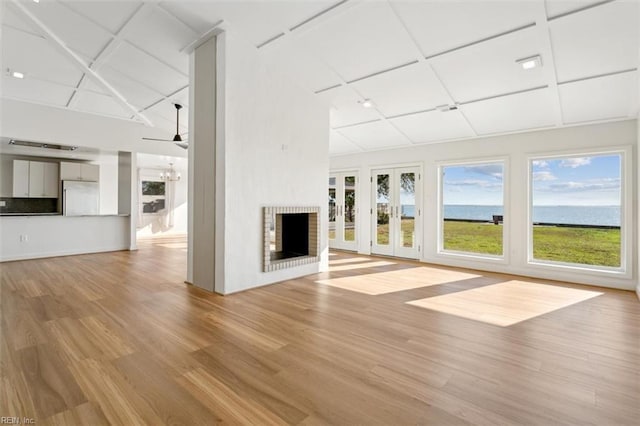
[443, 221, 620, 267]
[337, 219, 620, 268]
[444, 221, 503, 255]
[329, 225, 355, 241]
[532, 225, 620, 267]
[376, 219, 415, 246]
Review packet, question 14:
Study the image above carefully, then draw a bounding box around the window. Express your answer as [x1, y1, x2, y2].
[530, 153, 622, 270]
[141, 180, 166, 214]
[440, 161, 504, 257]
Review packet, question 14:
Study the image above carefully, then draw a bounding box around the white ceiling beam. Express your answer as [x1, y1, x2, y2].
[532, 2, 564, 127]
[2, 96, 142, 123]
[180, 20, 226, 54]
[384, 0, 478, 137]
[9, 0, 153, 126]
[256, 0, 364, 51]
[66, 2, 148, 109]
[59, 1, 188, 78]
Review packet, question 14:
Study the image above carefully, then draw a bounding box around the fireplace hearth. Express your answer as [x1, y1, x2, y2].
[263, 207, 320, 272]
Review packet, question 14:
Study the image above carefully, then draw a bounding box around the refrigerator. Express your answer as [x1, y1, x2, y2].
[63, 181, 99, 216]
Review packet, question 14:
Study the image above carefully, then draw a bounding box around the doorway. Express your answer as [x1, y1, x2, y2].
[371, 167, 421, 259]
[329, 172, 358, 251]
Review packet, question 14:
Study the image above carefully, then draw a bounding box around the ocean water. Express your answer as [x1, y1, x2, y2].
[400, 205, 620, 226]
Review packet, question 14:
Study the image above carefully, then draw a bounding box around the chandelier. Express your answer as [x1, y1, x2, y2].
[160, 163, 181, 181]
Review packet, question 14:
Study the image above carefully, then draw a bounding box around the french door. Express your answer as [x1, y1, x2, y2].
[371, 167, 420, 259]
[329, 172, 358, 250]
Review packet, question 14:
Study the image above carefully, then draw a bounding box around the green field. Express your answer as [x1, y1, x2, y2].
[332, 219, 620, 267]
[443, 221, 620, 267]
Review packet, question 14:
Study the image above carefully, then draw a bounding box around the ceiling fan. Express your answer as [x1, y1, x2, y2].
[143, 103, 188, 149]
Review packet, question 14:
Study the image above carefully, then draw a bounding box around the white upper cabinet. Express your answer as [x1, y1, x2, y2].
[81, 164, 100, 182]
[60, 162, 99, 182]
[28, 161, 45, 197]
[43, 162, 60, 197]
[13, 160, 59, 198]
[12, 160, 30, 197]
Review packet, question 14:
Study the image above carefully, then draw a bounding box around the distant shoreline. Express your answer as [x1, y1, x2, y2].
[442, 218, 620, 229]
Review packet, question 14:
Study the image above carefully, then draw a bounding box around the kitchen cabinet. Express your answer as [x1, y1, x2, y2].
[43, 162, 59, 197]
[12, 160, 29, 197]
[13, 160, 59, 198]
[60, 162, 99, 182]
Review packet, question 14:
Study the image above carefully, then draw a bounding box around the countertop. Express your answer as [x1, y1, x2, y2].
[0, 213, 130, 217]
[0, 212, 61, 216]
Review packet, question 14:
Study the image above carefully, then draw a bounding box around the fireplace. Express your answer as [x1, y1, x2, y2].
[263, 207, 320, 272]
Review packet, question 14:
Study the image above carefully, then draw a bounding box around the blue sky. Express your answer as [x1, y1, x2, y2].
[531, 155, 621, 206]
[442, 163, 504, 205]
[442, 155, 621, 206]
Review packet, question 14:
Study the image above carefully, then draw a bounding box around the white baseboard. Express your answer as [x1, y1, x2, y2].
[0, 245, 130, 262]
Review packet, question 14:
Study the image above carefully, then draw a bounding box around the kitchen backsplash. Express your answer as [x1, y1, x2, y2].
[0, 197, 58, 214]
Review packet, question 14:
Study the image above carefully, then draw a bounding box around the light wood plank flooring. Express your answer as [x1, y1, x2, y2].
[1, 236, 639, 425]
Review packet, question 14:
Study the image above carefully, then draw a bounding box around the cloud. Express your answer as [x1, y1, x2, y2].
[532, 160, 548, 168]
[533, 171, 557, 181]
[463, 165, 503, 180]
[560, 157, 591, 168]
[445, 179, 502, 189]
[544, 178, 620, 192]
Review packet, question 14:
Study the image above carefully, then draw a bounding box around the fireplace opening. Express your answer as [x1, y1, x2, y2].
[272, 213, 309, 261]
[264, 207, 320, 272]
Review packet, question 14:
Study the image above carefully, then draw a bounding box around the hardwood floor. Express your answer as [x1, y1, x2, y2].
[1, 236, 639, 425]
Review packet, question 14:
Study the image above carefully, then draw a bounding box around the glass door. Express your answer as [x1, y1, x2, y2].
[328, 172, 358, 251]
[328, 177, 337, 243]
[371, 167, 420, 259]
[371, 170, 394, 256]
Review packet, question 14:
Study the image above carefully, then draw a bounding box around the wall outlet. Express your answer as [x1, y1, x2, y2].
[0, 201, 6, 207]
[20, 235, 28, 242]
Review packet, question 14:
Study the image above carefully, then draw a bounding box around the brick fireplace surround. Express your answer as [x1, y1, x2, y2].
[263, 206, 320, 272]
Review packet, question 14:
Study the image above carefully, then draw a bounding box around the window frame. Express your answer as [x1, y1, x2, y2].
[437, 157, 509, 263]
[526, 147, 631, 278]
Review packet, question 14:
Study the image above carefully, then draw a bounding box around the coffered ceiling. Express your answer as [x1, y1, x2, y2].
[1, 0, 638, 155]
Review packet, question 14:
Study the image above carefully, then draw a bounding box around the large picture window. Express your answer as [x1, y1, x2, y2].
[530, 153, 622, 269]
[141, 180, 166, 214]
[440, 161, 504, 257]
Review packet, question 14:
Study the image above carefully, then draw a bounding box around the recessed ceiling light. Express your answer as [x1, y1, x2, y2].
[516, 55, 542, 70]
[33, 0, 40, 3]
[6, 68, 25, 79]
[359, 99, 373, 108]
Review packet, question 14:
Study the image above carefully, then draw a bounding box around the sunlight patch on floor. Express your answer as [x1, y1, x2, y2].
[407, 280, 603, 326]
[329, 257, 381, 266]
[157, 243, 188, 249]
[329, 260, 398, 272]
[316, 267, 481, 295]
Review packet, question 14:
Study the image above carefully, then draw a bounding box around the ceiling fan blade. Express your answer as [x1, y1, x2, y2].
[142, 137, 173, 142]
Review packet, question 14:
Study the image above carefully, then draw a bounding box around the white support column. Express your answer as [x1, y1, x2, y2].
[188, 34, 223, 293]
[117, 151, 137, 251]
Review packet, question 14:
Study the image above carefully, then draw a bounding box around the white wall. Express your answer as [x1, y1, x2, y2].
[331, 120, 638, 291]
[1, 98, 189, 158]
[99, 155, 118, 215]
[0, 215, 130, 261]
[214, 30, 329, 294]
